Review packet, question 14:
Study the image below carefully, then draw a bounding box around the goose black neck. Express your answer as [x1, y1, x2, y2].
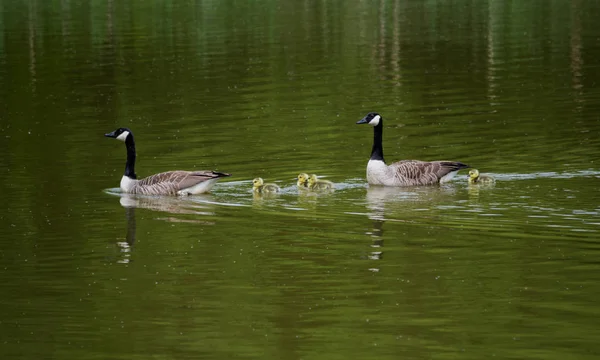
[370, 121, 385, 162]
[124, 135, 137, 179]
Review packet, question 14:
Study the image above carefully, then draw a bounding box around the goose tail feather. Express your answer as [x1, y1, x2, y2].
[210, 171, 232, 178]
[440, 161, 470, 172]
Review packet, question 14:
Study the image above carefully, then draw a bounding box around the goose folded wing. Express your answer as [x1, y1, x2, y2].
[389, 160, 467, 185]
[138, 171, 225, 191]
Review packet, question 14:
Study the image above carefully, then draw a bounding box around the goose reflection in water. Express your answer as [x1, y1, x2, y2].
[112, 193, 218, 264]
[363, 185, 460, 271]
[362, 187, 404, 270]
[117, 206, 135, 264]
[118, 193, 216, 220]
[366, 185, 459, 218]
[365, 219, 384, 268]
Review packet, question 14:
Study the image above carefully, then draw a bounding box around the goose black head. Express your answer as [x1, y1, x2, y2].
[356, 112, 382, 127]
[105, 128, 133, 142]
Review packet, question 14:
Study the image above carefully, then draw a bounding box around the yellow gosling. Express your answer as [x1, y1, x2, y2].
[297, 173, 310, 188]
[252, 177, 281, 193]
[308, 174, 334, 191]
[468, 169, 495, 184]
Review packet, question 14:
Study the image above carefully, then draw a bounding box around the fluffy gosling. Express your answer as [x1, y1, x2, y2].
[297, 173, 310, 188]
[308, 174, 334, 191]
[252, 178, 281, 193]
[468, 169, 495, 184]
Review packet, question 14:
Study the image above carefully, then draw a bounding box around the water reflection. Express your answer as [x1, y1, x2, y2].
[466, 183, 490, 200]
[110, 193, 217, 263]
[486, 0, 499, 103]
[0, 1, 4, 57]
[118, 193, 216, 219]
[252, 191, 280, 201]
[366, 219, 383, 272]
[365, 185, 459, 219]
[365, 183, 462, 272]
[118, 206, 135, 264]
[570, 0, 583, 107]
[60, 0, 70, 39]
[466, 181, 496, 201]
[28, 0, 37, 93]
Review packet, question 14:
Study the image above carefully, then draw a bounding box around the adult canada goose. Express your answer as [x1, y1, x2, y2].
[468, 169, 495, 184]
[297, 173, 310, 188]
[307, 174, 334, 191]
[252, 178, 281, 193]
[105, 128, 230, 195]
[356, 112, 469, 186]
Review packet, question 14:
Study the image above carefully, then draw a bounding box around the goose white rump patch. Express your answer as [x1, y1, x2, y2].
[440, 170, 459, 184]
[178, 178, 219, 195]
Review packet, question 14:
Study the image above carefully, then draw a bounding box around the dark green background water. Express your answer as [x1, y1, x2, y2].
[1, 1, 600, 359]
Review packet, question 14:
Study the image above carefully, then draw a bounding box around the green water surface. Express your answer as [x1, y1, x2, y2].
[1, 1, 600, 359]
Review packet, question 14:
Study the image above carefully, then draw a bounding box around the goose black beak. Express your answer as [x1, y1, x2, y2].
[356, 117, 368, 124]
[105, 131, 117, 138]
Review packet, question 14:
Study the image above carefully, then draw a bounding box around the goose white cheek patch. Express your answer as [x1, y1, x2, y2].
[369, 115, 381, 126]
[116, 131, 130, 142]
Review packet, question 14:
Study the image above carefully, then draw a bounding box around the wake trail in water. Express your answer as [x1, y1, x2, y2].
[478, 169, 600, 181]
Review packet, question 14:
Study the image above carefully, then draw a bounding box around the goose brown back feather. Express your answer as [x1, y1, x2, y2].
[132, 171, 230, 195]
[388, 160, 468, 186]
